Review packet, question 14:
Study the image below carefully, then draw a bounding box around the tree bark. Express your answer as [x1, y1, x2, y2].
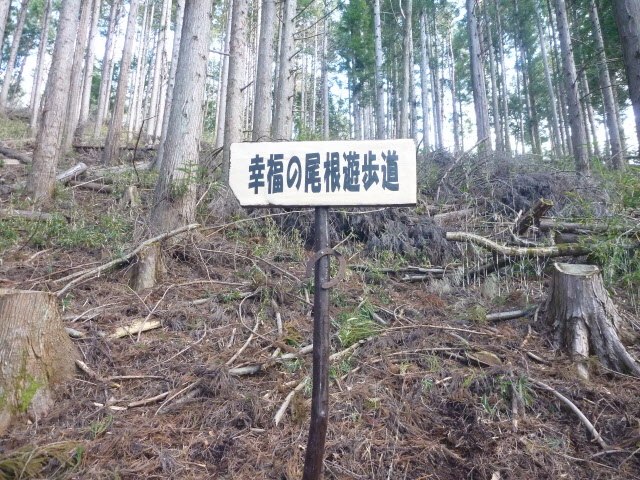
[252, 0, 276, 141]
[546, 263, 640, 379]
[398, 0, 411, 139]
[484, 7, 503, 152]
[373, 0, 385, 140]
[94, 0, 121, 138]
[77, 0, 103, 137]
[102, 0, 140, 165]
[29, 0, 52, 132]
[496, 7, 511, 153]
[156, 0, 186, 169]
[63, 0, 93, 153]
[146, 0, 171, 142]
[221, 0, 249, 183]
[612, 0, 640, 154]
[134, 0, 212, 290]
[25, 0, 81, 204]
[514, 198, 554, 235]
[272, 0, 297, 141]
[214, 2, 232, 149]
[129, 0, 153, 137]
[0, 0, 30, 111]
[0, 0, 11, 53]
[0, 289, 78, 435]
[554, 0, 589, 173]
[466, 0, 491, 151]
[321, 16, 329, 140]
[419, 11, 430, 150]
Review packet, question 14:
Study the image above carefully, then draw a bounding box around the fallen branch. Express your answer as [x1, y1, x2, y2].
[54, 223, 201, 297]
[274, 377, 309, 426]
[75, 360, 119, 388]
[128, 391, 169, 408]
[486, 306, 537, 322]
[433, 208, 474, 227]
[0, 209, 54, 222]
[531, 379, 608, 449]
[514, 198, 554, 235]
[446, 231, 590, 257]
[68, 180, 114, 193]
[0, 144, 32, 164]
[56, 162, 87, 183]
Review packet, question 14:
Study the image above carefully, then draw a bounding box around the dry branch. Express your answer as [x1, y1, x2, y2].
[514, 198, 554, 235]
[0, 209, 54, 222]
[274, 377, 309, 426]
[55, 162, 87, 183]
[108, 319, 162, 339]
[0, 144, 31, 164]
[68, 180, 113, 193]
[446, 231, 590, 257]
[54, 223, 201, 297]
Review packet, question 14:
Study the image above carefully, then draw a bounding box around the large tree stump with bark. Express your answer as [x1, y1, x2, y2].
[545, 263, 640, 379]
[0, 289, 78, 434]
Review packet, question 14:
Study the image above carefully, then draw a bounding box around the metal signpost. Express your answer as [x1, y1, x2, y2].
[230, 139, 417, 479]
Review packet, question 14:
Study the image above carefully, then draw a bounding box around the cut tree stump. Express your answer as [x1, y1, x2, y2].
[129, 244, 162, 290]
[545, 263, 640, 379]
[0, 289, 78, 434]
[514, 198, 554, 235]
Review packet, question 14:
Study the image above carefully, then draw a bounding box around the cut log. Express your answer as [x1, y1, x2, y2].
[545, 263, 640, 379]
[55, 162, 88, 183]
[0, 289, 78, 434]
[514, 198, 554, 235]
[0, 144, 32, 164]
[0, 210, 54, 222]
[539, 218, 639, 235]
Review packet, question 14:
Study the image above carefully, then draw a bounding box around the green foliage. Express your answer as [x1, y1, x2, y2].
[335, 301, 381, 347]
[0, 442, 83, 480]
[85, 415, 113, 440]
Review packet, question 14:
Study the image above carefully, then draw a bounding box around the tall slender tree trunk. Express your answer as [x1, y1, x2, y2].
[426, 24, 442, 149]
[63, 0, 92, 152]
[77, 0, 102, 137]
[579, 72, 600, 158]
[554, 0, 589, 173]
[588, 0, 622, 168]
[95, 0, 121, 137]
[611, 0, 640, 154]
[398, 0, 411, 138]
[496, 7, 511, 153]
[419, 11, 430, 151]
[373, 0, 385, 139]
[25, 0, 81, 204]
[485, 9, 503, 152]
[215, 1, 232, 149]
[322, 16, 329, 140]
[221, 0, 249, 183]
[273, 0, 297, 140]
[252, 0, 275, 141]
[448, 29, 460, 153]
[0, 0, 29, 111]
[0, 0, 11, 52]
[133, 0, 213, 291]
[29, 0, 51, 132]
[536, 12, 562, 158]
[466, 0, 491, 150]
[155, 0, 186, 170]
[147, 0, 170, 142]
[102, 0, 140, 165]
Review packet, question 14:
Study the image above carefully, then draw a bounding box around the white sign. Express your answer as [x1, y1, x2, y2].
[229, 139, 417, 207]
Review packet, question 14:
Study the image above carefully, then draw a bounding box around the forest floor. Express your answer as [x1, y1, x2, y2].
[1, 122, 640, 479]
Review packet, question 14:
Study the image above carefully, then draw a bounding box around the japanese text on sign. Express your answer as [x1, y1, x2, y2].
[229, 139, 417, 207]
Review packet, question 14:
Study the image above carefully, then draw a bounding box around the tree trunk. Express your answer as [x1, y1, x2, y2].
[448, 28, 460, 154]
[496, 8, 511, 153]
[485, 7, 503, 152]
[536, 12, 562, 158]
[426, 23, 442, 149]
[554, 0, 589, 173]
[77, 0, 103, 138]
[221, 0, 248, 183]
[466, 0, 491, 151]
[135, 0, 213, 290]
[146, 0, 171, 142]
[579, 72, 600, 159]
[0, 0, 11, 53]
[398, 0, 411, 139]
[102, 0, 139, 165]
[545, 263, 640, 379]
[156, 0, 186, 169]
[252, 0, 276, 141]
[94, 0, 121, 138]
[130, 0, 153, 137]
[0, 0, 30, 111]
[272, 0, 297, 141]
[63, 0, 93, 152]
[419, 11, 430, 150]
[321, 16, 329, 140]
[373, 0, 385, 140]
[611, 0, 640, 154]
[214, 1, 232, 149]
[0, 289, 78, 435]
[29, 0, 52, 132]
[25, 0, 82, 204]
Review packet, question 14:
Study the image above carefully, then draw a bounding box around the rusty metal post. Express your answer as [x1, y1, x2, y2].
[302, 206, 330, 480]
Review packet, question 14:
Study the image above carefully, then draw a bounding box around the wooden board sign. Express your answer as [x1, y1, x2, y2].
[229, 139, 417, 207]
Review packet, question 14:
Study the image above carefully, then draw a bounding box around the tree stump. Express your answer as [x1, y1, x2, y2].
[0, 289, 78, 434]
[545, 263, 640, 379]
[129, 244, 161, 291]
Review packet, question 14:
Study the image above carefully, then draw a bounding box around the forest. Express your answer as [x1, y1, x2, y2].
[0, 0, 640, 478]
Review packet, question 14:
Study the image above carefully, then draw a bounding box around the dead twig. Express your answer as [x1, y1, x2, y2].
[274, 377, 309, 426]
